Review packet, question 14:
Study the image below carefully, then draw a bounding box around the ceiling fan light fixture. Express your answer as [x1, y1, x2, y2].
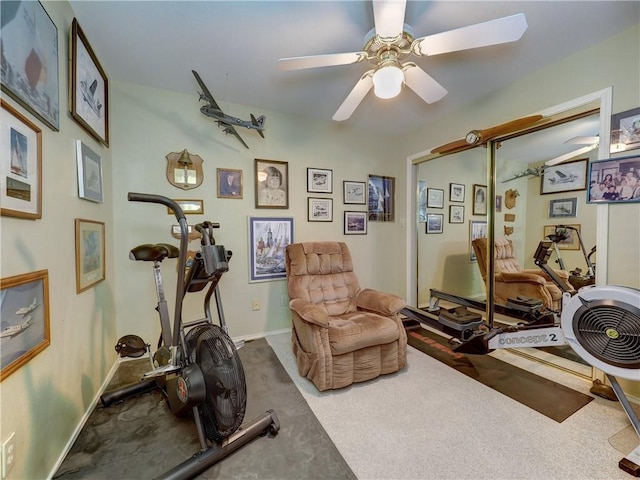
[373, 65, 404, 99]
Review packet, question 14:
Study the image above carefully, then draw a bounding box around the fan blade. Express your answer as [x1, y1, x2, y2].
[414, 13, 528, 57]
[277, 52, 367, 71]
[565, 135, 599, 145]
[373, 0, 407, 39]
[332, 71, 374, 121]
[402, 63, 447, 104]
[545, 144, 598, 167]
[431, 114, 544, 155]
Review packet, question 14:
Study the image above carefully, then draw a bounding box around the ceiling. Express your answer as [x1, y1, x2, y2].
[68, 1, 638, 138]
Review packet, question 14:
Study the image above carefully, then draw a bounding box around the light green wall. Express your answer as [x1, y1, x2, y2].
[110, 81, 402, 344]
[0, 1, 638, 477]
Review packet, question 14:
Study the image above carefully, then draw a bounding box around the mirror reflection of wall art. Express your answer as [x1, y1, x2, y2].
[427, 188, 444, 208]
[544, 224, 581, 250]
[71, 18, 109, 146]
[426, 213, 443, 234]
[0, 269, 50, 381]
[449, 183, 465, 202]
[0, 1, 59, 131]
[610, 107, 640, 153]
[75, 219, 106, 293]
[1, 101, 42, 219]
[368, 174, 395, 222]
[449, 205, 464, 224]
[472, 184, 487, 215]
[540, 159, 587, 195]
[469, 220, 487, 262]
[548, 197, 577, 218]
[76, 140, 103, 203]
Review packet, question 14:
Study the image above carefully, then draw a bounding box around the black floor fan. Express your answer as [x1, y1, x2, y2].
[101, 193, 279, 480]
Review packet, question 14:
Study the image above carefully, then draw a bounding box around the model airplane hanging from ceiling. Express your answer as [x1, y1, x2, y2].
[192, 70, 265, 149]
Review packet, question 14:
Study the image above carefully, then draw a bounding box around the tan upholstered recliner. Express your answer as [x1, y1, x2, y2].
[285, 242, 407, 391]
[472, 237, 571, 310]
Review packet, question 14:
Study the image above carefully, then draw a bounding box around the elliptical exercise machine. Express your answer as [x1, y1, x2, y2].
[100, 193, 279, 480]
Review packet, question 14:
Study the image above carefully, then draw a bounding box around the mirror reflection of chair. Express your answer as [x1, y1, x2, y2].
[285, 241, 407, 391]
[472, 237, 571, 309]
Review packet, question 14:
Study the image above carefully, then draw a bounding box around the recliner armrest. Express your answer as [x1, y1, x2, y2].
[356, 288, 406, 316]
[289, 298, 329, 328]
[524, 268, 569, 280]
[496, 272, 547, 285]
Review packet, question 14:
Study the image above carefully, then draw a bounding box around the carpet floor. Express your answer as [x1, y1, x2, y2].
[405, 326, 593, 422]
[54, 338, 355, 479]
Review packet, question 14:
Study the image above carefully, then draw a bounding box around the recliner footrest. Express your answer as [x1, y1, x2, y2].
[438, 307, 483, 331]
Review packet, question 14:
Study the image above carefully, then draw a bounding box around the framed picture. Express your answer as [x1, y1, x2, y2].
[469, 220, 487, 262]
[255, 159, 288, 208]
[75, 219, 105, 293]
[76, 140, 103, 203]
[588, 155, 640, 204]
[549, 197, 578, 218]
[167, 199, 204, 215]
[307, 168, 333, 193]
[1, 100, 42, 219]
[71, 18, 109, 146]
[248, 217, 294, 282]
[426, 213, 443, 234]
[343, 180, 366, 204]
[0, 1, 59, 131]
[308, 197, 333, 222]
[0, 269, 50, 381]
[472, 184, 487, 215]
[540, 159, 588, 195]
[368, 174, 395, 222]
[610, 107, 640, 154]
[449, 205, 464, 224]
[495, 195, 503, 213]
[217, 168, 243, 198]
[544, 224, 581, 250]
[344, 211, 367, 235]
[417, 180, 427, 222]
[427, 188, 444, 208]
[449, 183, 465, 202]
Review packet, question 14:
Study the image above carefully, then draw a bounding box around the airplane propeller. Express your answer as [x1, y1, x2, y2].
[278, 0, 528, 121]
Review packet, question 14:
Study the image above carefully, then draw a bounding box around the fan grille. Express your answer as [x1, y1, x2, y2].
[573, 300, 640, 370]
[186, 324, 246, 442]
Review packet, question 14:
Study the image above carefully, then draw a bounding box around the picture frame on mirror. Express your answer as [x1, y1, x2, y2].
[472, 184, 487, 215]
[469, 220, 487, 262]
[544, 224, 581, 250]
[426, 213, 443, 234]
[449, 183, 465, 202]
[548, 197, 578, 218]
[540, 159, 588, 195]
[449, 205, 464, 224]
[427, 188, 444, 208]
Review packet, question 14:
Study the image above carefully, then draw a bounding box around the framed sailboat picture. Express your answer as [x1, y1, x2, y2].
[248, 217, 293, 282]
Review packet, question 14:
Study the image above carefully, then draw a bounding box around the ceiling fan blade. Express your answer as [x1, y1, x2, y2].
[373, 0, 407, 39]
[332, 71, 374, 121]
[414, 13, 528, 57]
[545, 144, 598, 167]
[431, 114, 544, 155]
[277, 52, 367, 71]
[565, 135, 599, 145]
[402, 63, 447, 104]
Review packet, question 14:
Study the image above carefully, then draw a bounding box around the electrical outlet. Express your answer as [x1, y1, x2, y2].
[252, 298, 260, 311]
[1, 432, 15, 479]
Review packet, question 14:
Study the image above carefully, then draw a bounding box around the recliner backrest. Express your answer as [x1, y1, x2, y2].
[473, 237, 524, 278]
[285, 242, 360, 316]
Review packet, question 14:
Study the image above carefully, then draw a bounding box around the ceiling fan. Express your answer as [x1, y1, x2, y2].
[277, 0, 528, 121]
[545, 135, 599, 166]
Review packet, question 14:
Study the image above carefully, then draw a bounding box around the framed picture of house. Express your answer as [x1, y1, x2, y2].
[1, 100, 42, 219]
[248, 217, 293, 282]
[71, 18, 109, 146]
[0, 269, 50, 381]
[1, 1, 59, 131]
